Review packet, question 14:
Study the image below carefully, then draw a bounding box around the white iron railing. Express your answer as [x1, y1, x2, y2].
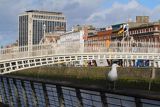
[0, 41, 160, 61]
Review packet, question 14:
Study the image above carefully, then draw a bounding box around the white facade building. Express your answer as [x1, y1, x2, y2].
[19, 10, 66, 46]
[57, 30, 85, 66]
[57, 30, 84, 52]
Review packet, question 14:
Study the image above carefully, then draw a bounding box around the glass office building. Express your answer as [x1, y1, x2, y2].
[19, 10, 66, 46]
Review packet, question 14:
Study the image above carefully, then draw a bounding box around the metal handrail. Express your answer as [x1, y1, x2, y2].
[0, 41, 160, 61]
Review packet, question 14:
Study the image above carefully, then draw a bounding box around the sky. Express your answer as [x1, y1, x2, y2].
[0, 0, 160, 46]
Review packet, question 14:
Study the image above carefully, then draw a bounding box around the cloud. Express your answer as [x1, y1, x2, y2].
[87, 0, 160, 27]
[0, 0, 160, 45]
[0, 0, 106, 45]
[35, 0, 106, 28]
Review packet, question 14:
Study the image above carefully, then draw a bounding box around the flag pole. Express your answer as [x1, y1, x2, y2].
[123, 32, 124, 52]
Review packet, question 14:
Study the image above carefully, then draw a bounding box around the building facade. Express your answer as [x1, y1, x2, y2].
[39, 32, 60, 44]
[111, 22, 160, 42]
[129, 23, 160, 42]
[136, 16, 149, 23]
[57, 31, 84, 50]
[84, 28, 112, 50]
[19, 10, 66, 46]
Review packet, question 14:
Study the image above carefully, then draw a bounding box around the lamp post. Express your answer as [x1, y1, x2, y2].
[43, 24, 46, 38]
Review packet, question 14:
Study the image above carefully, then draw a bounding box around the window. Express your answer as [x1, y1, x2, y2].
[46, 84, 59, 107]
[80, 90, 102, 107]
[62, 87, 79, 107]
[0, 78, 5, 103]
[106, 93, 136, 107]
[155, 27, 158, 31]
[3, 78, 10, 105]
[24, 81, 36, 107]
[9, 79, 18, 107]
[34, 83, 46, 107]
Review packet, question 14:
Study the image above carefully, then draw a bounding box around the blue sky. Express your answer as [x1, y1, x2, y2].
[138, 0, 160, 8]
[0, 0, 160, 46]
[102, 0, 160, 9]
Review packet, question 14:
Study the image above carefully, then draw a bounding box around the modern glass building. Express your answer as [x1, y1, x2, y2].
[19, 10, 66, 46]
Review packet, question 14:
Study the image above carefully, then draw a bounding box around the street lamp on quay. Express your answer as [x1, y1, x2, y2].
[121, 24, 130, 52]
[43, 24, 46, 38]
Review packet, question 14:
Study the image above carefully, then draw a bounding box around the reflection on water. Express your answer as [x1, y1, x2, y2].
[0, 76, 159, 107]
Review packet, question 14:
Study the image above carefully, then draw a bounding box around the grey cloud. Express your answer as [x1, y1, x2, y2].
[0, 0, 106, 45]
[1, 0, 159, 45]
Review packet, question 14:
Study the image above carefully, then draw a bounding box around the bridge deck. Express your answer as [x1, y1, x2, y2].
[0, 41, 160, 74]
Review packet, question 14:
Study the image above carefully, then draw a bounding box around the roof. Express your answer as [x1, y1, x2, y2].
[129, 22, 159, 29]
[25, 10, 63, 15]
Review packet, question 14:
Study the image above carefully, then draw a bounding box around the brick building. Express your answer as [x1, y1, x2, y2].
[129, 22, 160, 42]
[111, 22, 160, 42]
[111, 16, 160, 42]
[84, 28, 112, 49]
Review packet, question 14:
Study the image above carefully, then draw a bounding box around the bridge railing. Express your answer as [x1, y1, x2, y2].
[0, 41, 160, 61]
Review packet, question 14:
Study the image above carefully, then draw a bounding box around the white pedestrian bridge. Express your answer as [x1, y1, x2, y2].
[0, 41, 160, 74]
